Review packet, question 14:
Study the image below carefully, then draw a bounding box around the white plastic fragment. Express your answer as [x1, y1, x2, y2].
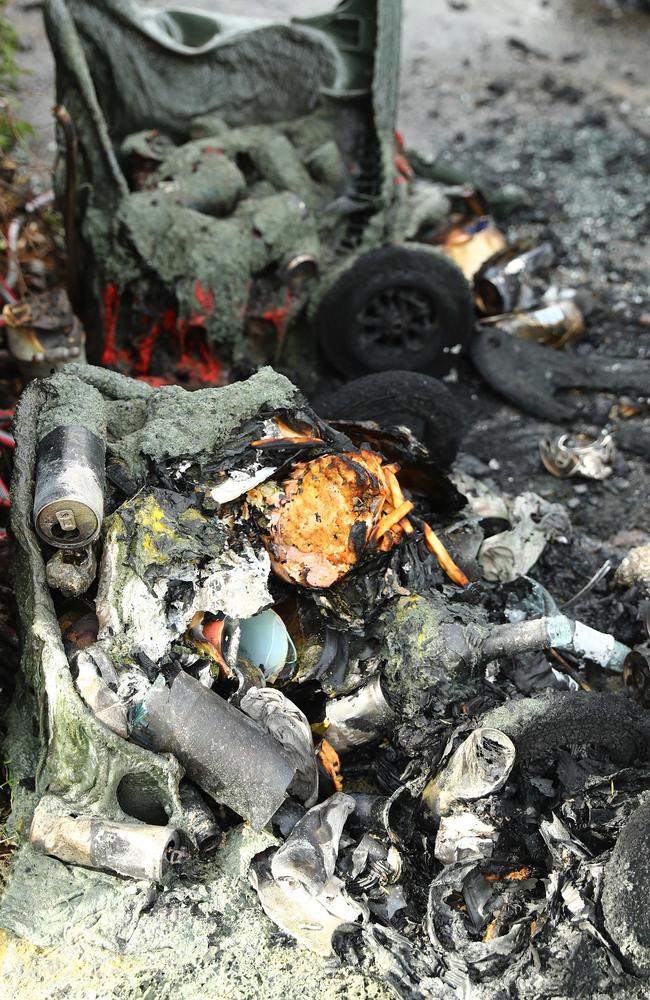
[209, 465, 277, 503]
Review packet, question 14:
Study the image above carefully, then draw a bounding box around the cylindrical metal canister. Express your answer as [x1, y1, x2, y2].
[474, 242, 554, 315]
[30, 809, 180, 880]
[33, 425, 105, 548]
[323, 674, 395, 753]
[135, 669, 295, 831]
[422, 727, 516, 818]
[179, 783, 220, 854]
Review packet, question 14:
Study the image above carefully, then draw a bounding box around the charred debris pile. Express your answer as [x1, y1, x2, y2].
[5, 363, 650, 998]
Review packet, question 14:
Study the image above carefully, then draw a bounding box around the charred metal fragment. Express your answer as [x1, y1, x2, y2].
[323, 674, 396, 753]
[540, 429, 615, 480]
[474, 242, 554, 315]
[250, 847, 362, 959]
[434, 811, 498, 865]
[363, 923, 468, 1000]
[345, 832, 402, 891]
[270, 792, 357, 893]
[134, 667, 295, 830]
[422, 728, 516, 819]
[70, 643, 129, 738]
[250, 793, 367, 956]
[427, 861, 529, 977]
[30, 806, 181, 880]
[240, 686, 318, 807]
[435, 215, 507, 280]
[479, 299, 585, 348]
[178, 782, 220, 855]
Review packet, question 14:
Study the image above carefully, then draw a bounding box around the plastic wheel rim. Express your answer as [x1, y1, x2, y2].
[355, 286, 438, 356]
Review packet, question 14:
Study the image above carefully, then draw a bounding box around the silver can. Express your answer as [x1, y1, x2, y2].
[33, 425, 105, 548]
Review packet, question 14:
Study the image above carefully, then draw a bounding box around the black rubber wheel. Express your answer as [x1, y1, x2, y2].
[315, 245, 474, 378]
[314, 371, 465, 467]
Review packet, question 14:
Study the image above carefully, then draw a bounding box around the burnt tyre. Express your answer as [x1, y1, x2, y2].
[315, 246, 474, 378]
[315, 371, 465, 467]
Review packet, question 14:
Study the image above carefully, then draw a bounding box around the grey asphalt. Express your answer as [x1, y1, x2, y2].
[6, 0, 650, 181]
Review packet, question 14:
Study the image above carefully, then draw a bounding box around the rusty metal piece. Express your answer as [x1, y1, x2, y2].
[435, 216, 507, 280]
[539, 429, 615, 480]
[480, 299, 585, 348]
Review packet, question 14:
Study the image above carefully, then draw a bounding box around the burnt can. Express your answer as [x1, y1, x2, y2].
[324, 674, 395, 753]
[480, 299, 585, 348]
[33, 425, 105, 548]
[30, 809, 180, 880]
[178, 782, 220, 854]
[134, 668, 294, 831]
[474, 242, 554, 315]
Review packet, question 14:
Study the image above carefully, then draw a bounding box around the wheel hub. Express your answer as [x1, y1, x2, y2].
[356, 286, 437, 354]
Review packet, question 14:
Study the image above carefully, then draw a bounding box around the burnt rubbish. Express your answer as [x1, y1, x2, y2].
[8, 362, 650, 1000]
